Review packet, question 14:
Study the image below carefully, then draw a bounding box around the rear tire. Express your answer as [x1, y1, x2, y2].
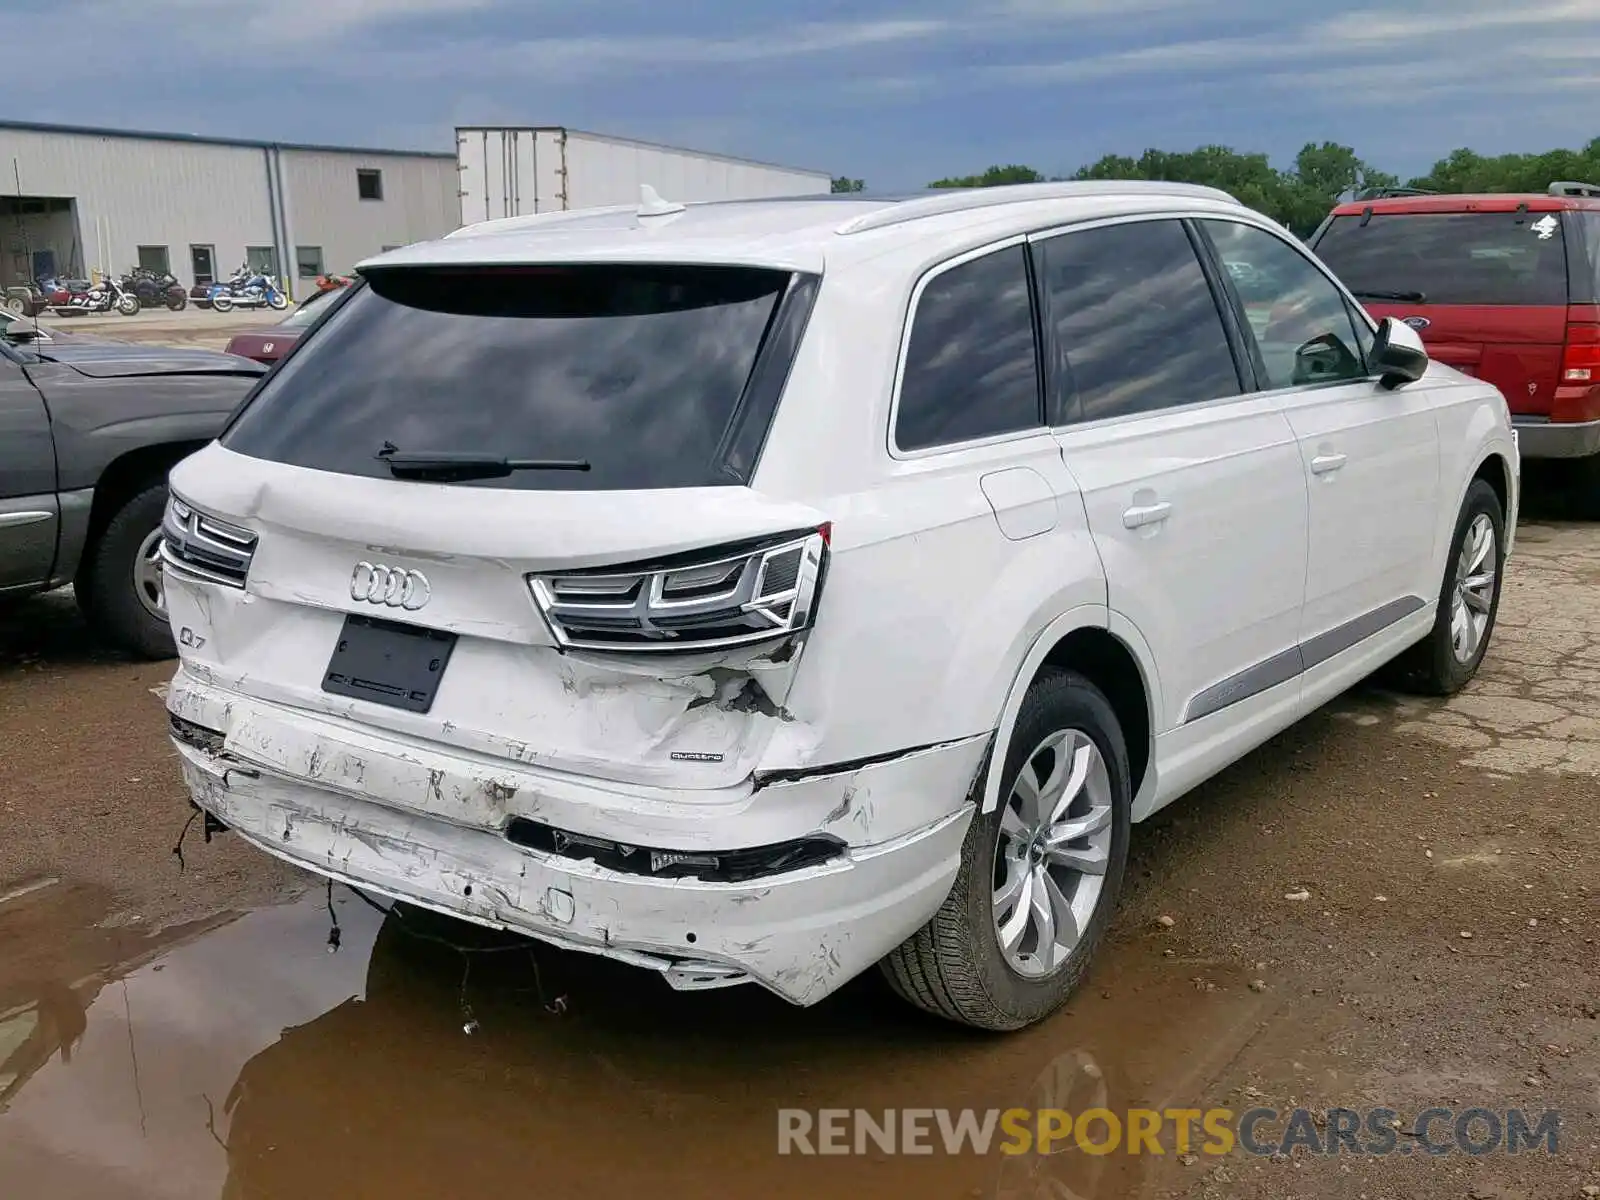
[76, 482, 176, 660]
[1388, 478, 1504, 696]
[212, 293, 233, 312]
[879, 669, 1132, 1031]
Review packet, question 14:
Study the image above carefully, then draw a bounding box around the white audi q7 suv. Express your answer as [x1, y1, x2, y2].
[162, 181, 1518, 1031]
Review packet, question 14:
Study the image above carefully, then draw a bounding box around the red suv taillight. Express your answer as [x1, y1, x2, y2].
[1560, 322, 1600, 384]
[1554, 317, 1600, 423]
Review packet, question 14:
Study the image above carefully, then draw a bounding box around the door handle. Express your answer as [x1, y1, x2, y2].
[1122, 501, 1171, 529]
[1310, 453, 1347, 475]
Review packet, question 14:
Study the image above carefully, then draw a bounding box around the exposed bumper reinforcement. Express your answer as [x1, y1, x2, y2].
[173, 738, 973, 1006]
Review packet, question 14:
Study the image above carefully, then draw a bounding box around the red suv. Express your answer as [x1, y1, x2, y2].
[1311, 182, 1600, 480]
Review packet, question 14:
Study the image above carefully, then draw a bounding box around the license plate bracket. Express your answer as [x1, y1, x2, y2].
[322, 614, 456, 714]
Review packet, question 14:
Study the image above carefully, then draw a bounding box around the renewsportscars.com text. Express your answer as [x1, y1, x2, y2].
[777, 1107, 1560, 1158]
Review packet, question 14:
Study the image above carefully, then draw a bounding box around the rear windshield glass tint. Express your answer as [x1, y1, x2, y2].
[221, 264, 793, 490]
[1314, 212, 1568, 306]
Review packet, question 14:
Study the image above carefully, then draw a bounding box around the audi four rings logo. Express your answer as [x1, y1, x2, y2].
[350, 561, 431, 610]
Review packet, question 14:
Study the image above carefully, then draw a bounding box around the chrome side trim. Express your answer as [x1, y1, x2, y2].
[1182, 595, 1429, 724]
[0, 510, 53, 529]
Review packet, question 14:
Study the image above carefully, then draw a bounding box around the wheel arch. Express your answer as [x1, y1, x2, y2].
[981, 612, 1157, 818]
[80, 441, 207, 566]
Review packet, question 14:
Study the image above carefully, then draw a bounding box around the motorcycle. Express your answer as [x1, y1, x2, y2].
[40, 274, 141, 317]
[209, 266, 288, 313]
[122, 267, 188, 311]
[4, 284, 48, 317]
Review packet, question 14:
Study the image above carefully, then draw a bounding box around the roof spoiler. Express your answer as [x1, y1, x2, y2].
[1549, 181, 1600, 198]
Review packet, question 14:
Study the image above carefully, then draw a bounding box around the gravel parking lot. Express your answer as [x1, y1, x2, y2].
[0, 321, 1594, 1198]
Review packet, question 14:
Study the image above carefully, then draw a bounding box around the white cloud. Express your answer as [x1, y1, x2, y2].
[1311, 0, 1599, 45]
[80, 0, 501, 47]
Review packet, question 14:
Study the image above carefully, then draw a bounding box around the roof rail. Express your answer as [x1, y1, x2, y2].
[835, 180, 1239, 236]
[1358, 186, 1438, 200]
[1548, 180, 1600, 198]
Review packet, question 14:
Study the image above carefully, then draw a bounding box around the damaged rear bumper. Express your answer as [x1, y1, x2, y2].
[167, 676, 984, 1006]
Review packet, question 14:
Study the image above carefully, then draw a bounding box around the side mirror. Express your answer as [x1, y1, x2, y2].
[1370, 316, 1429, 389]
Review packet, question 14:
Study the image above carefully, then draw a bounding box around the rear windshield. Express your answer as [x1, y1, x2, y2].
[222, 264, 795, 490]
[1314, 211, 1568, 306]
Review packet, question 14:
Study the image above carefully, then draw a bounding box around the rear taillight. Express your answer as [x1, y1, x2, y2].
[528, 526, 830, 653]
[160, 494, 258, 588]
[1560, 322, 1600, 384]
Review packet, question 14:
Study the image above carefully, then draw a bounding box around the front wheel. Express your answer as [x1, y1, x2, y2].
[116, 293, 140, 316]
[267, 291, 288, 311]
[211, 293, 233, 312]
[880, 668, 1132, 1031]
[76, 482, 176, 660]
[1389, 478, 1505, 695]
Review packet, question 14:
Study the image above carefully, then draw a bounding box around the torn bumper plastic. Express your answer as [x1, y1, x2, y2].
[167, 677, 984, 1006]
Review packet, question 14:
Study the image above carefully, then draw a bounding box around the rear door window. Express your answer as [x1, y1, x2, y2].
[221, 264, 798, 491]
[1314, 212, 1569, 306]
[1034, 218, 1243, 422]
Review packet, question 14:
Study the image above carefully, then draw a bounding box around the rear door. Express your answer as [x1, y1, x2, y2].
[1039, 217, 1308, 738]
[1312, 207, 1568, 415]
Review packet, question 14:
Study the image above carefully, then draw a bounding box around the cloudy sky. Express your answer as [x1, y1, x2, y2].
[3, 0, 1598, 188]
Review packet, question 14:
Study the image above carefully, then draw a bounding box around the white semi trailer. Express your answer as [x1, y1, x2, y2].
[455, 126, 832, 224]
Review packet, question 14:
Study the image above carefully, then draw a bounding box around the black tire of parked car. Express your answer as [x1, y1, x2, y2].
[76, 482, 176, 661]
[1389, 477, 1506, 696]
[879, 668, 1132, 1031]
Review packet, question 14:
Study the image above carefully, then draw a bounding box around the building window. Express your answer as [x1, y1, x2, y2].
[136, 245, 170, 276]
[245, 246, 278, 278]
[296, 246, 325, 279]
[357, 169, 383, 201]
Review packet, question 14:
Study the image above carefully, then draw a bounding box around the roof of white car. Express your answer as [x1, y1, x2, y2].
[364, 181, 1253, 275]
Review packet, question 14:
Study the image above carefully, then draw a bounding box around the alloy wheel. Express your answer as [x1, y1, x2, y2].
[1450, 512, 1496, 664]
[133, 527, 166, 620]
[992, 728, 1114, 979]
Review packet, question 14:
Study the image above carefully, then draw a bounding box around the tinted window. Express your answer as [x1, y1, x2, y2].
[896, 244, 1041, 451]
[1037, 219, 1240, 421]
[1570, 211, 1600, 304]
[223, 264, 794, 491]
[1313, 211, 1568, 306]
[1203, 220, 1368, 390]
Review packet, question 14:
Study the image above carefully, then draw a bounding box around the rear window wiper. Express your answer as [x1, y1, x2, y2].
[1350, 289, 1427, 302]
[377, 442, 591, 481]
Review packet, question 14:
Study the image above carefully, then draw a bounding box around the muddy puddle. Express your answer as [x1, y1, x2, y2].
[0, 877, 1306, 1199]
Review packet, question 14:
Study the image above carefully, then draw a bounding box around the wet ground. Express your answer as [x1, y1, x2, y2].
[1, 475, 1597, 1199]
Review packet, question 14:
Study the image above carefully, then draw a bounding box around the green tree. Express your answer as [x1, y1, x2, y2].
[831, 176, 866, 193]
[928, 164, 1047, 189]
[1406, 139, 1600, 193]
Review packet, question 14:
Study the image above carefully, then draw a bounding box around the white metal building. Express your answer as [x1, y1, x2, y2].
[0, 120, 459, 297]
[456, 126, 832, 224]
